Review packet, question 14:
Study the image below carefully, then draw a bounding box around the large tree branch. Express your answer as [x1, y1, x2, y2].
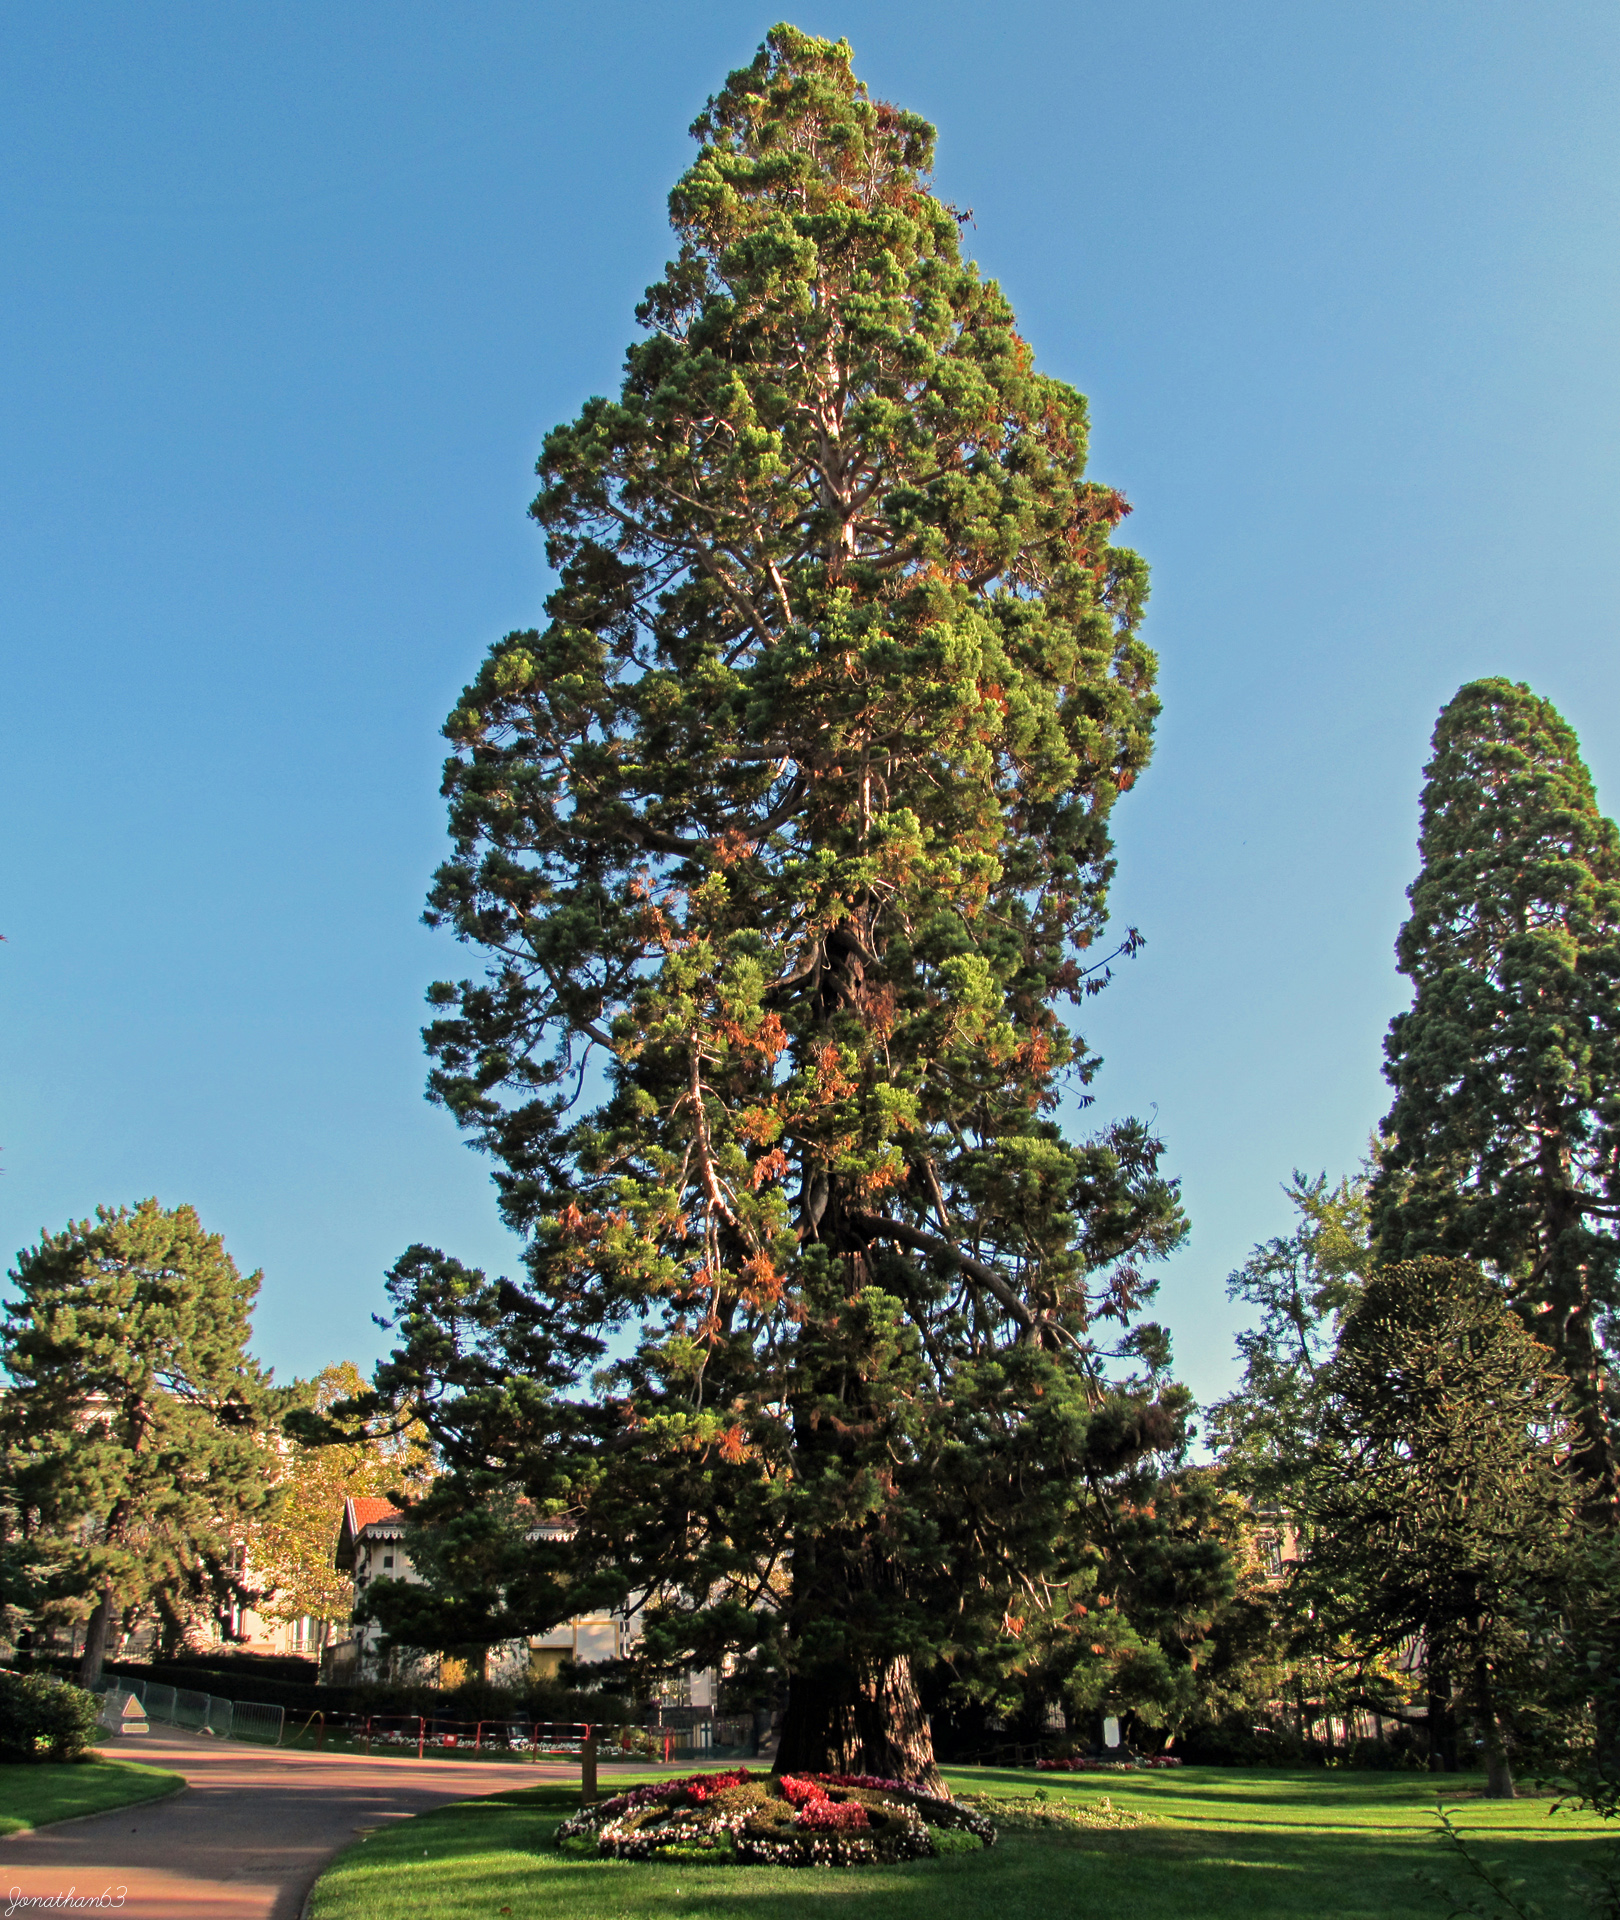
[686, 1051, 738, 1229]
[847, 1209, 1036, 1338]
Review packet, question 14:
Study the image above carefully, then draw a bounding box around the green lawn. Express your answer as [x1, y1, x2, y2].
[306, 1765, 1616, 1920]
[0, 1756, 185, 1834]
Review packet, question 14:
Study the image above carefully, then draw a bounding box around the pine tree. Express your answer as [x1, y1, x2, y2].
[1370, 678, 1620, 1511]
[392, 24, 1186, 1785]
[0, 1199, 280, 1684]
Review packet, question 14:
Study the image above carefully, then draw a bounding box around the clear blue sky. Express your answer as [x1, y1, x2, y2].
[4, 2, 1618, 1411]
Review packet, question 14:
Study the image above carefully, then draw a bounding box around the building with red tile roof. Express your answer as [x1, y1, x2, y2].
[325, 1496, 674, 1692]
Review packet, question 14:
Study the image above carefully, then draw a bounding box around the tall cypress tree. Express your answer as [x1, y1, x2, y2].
[0, 1200, 279, 1684]
[393, 25, 1186, 1783]
[1371, 678, 1620, 1511]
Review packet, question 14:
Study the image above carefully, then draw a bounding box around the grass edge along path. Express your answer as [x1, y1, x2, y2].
[0, 1756, 185, 1835]
[306, 1764, 1617, 1920]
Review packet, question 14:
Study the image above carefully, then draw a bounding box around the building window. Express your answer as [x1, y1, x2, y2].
[382, 1554, 394, 1570]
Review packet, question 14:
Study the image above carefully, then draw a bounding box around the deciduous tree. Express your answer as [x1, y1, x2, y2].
[1206, 1170, 1370, 1498]
[252, 1362, 431, 1645]
[380, 25, 1188, 1786]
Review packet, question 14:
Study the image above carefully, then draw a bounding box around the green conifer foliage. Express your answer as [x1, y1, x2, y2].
[0, 1199, 279, 1685]
[393, 25, 1186, 1784]
[1371, 679, 1620, 1509]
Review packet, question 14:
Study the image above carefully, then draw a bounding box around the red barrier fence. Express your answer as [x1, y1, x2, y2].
[279, 1711, 734, 1773]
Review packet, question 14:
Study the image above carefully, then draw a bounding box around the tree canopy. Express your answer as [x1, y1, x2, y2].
[377, 24, 1188, 1784]
[1371, 678, 1620, 1510]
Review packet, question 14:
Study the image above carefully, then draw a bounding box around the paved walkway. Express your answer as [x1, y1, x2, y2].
[0, 1728, 600, 1919]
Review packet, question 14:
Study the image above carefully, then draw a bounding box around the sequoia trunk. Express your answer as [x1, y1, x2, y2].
[775, 1652, 943, 1795]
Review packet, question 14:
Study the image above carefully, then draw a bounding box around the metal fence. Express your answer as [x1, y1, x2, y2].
[98, 1677, 285, 1746]
[643, 1712, 758, 1760]
[93, 1681, 756, 1766]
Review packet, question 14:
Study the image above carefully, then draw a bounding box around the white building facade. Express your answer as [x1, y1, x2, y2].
[328, 1496, 657, 1689]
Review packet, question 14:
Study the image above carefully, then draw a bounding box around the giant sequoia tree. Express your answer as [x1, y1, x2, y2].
[385, 26, 1186, 1784]
[1371, 679, 1620, 1512]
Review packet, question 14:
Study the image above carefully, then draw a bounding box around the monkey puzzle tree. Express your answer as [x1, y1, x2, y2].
[1294, 1260, 1578, 1797]
[1370, 679, 1620, 1513]
[388, 24, 1185, 1785]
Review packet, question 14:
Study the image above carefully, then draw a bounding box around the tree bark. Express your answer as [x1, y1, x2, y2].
[1473, 1654, 1515, 1799]
[775, 1652, 944, 1795]
[777, 1188, 947, 1797]
[1427, 1656, 1458, 1773]
[77, 1583, 115, 1689]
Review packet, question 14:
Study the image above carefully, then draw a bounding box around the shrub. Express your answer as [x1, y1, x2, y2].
[0, 1671, 104, 1762]
[931, 1825, 986, 1855]
[1178, 1720, 1307, 1767]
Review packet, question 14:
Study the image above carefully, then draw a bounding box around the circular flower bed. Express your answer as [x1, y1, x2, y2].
[555, 1767, 997, 1866]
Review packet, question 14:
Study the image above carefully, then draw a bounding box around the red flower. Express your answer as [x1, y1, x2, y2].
[682, 1768, 751, 1804]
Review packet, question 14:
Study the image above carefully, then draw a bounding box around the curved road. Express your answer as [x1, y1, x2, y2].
[0, 1728, 595, 1918]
